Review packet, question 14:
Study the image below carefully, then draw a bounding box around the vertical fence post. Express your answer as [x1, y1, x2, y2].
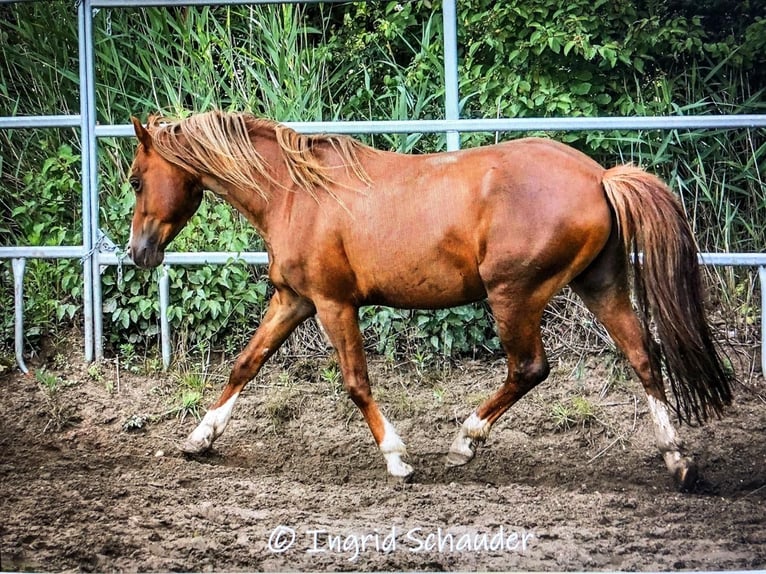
[12, 259, 28, 374]
[759, 266, 766, 376]
[442, 0, 460, 151]
[82, 0, 104, 361]
[159, 265, 172, 370]
[78, 0, 95, 363]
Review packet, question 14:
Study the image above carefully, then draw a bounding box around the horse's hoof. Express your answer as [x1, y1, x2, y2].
[445, 449, 474, 467]
[389, 467, 415, 484]
[447, 433, 478, 467]
[180, 440, 206, 455]
[179, 434, 212, 455]
[179, 422, 216, 455]
[674, 458, 699, 492]
[387, 458, 415, 480]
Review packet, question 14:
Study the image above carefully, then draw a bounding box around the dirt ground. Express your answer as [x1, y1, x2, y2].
[1, 347, 764, 572]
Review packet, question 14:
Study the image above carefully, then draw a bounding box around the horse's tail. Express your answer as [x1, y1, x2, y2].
[601, 164, 733, 424]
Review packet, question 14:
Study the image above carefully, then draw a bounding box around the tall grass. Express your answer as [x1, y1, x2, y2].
[602, 62, 766, 344]
[614, 60, 766, 253]
[95, 5, 345, 123]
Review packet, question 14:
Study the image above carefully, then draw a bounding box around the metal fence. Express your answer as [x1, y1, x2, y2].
[2, 0, 766, 375]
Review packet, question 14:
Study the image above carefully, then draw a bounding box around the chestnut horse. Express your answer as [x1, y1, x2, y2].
[127, 111, 732, 489]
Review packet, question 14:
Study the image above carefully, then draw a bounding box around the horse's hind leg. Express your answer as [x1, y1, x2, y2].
[570, 246, 698, 490]
[448, 294, 550, 466]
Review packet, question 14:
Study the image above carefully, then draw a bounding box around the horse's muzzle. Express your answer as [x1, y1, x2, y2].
[128, 237, 165, 268]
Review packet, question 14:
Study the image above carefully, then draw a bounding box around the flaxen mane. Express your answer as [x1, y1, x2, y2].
[145, 110, 368, 200]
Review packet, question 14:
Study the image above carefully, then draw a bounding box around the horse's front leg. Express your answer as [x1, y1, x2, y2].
[182, 288, 314, 454]
[315, 300, 414, 479]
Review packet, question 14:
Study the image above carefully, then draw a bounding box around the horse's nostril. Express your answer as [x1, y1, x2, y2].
[128, 237, 164, 268]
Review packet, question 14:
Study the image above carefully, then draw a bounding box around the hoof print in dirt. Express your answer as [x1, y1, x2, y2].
[180, 446, 214, 460]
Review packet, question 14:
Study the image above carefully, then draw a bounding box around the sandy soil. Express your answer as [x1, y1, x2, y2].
[1, 350, 764, 572]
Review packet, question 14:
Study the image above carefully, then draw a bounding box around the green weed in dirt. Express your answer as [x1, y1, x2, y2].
[551, 396, 601, 432]
[35, 367, 77, 432]
[168, 369, 208, 422]
[319, 361, 342, 395]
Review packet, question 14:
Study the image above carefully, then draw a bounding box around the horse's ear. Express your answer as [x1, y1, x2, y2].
[131, 116, 152, 149]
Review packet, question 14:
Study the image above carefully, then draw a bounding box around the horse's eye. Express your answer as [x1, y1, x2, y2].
[129, 177, 142, 192]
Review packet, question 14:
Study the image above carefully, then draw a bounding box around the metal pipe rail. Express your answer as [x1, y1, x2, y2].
[95, 114, 766, 137]
[6, 250, 766, 374]
[100, 253, 766, 374]
[92, 0, 344, 5]
[0, 115, 83, 129]
[93, 250, 766, 377]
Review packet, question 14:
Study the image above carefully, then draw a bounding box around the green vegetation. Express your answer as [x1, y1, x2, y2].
[35, 367, 77, 432]
[1, 0, 764, 366]
[168, 369, 208, 422]
[551, 396, 601, 432]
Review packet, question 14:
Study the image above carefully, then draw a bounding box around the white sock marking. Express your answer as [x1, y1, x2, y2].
[448, 412, 491, 464]
[647, 395, 680, 452]
[186, 393, 239, 451]
[462, 412, 491, 440]
[379, 416, 412, 478]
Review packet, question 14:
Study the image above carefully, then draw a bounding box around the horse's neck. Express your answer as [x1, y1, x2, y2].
[198, 137, 287, 238]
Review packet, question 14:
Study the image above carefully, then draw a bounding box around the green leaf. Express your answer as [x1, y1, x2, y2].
[571, 82, 592, 95]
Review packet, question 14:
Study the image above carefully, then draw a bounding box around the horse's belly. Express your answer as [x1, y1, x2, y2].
[360, 260, 487, 309]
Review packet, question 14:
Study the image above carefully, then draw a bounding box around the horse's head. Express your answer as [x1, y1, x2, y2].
[127, 116, 203, 268]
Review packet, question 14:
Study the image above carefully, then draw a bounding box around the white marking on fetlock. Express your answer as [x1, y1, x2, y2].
[447, 413, 491, 466]
[662, 450, 684, 468]
[462, 412, 491, 439]
[646, 395, 697, 482]
[182, 393, 239, 453]
[380, 417, 413, 478]
[647, 395, 682, 452]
